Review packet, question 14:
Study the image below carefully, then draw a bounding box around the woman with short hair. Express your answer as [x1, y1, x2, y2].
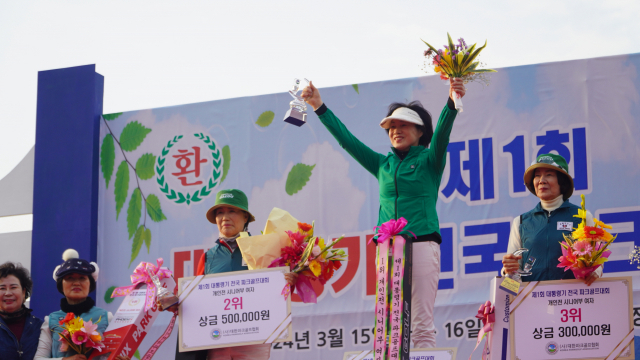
[0, 262, 43, 360]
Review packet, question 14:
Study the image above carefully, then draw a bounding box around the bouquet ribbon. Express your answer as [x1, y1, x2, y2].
[373, 218, 414, 360]
[469, 301, 495, 360]
[111, 258, 173, 311]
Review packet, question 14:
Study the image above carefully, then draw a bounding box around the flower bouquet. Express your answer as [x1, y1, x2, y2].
[236, 208, 346, 303]
[55, 313, 105, 354]
[268, 221, 347, 303]
[557, 195, 616, 279]
[422, 33, 496, 112]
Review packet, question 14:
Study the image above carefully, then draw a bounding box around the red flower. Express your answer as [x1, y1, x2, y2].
[286, 230, 306, 245]
[298, 222, 313, 232]
[59, 312, 75, 325]
[583, 226, 604, 240]
[332, 260, 342, 271]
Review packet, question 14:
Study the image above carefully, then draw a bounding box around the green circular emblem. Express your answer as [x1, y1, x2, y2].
[156, 133, 223, 205]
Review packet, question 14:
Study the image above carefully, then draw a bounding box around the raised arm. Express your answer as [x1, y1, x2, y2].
[301, 81, 384, 176]
[429, 79, 465, 172]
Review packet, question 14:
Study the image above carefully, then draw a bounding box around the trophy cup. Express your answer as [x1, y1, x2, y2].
[283, 78, 309, 127]
[506, 248, 536, 282]
[147, 269, 179, 310]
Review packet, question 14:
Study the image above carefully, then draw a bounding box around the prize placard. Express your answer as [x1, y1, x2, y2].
[178, 267, 292, 351]
[510, 277, 634, 360]
[343, 348, 457, 360]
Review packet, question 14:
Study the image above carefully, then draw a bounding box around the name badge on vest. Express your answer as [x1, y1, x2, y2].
[557, 221, 573, 231]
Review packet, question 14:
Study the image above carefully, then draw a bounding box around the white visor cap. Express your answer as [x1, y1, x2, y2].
[379, 107, 424, 129]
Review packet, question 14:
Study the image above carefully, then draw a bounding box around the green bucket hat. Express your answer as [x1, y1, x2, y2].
[523, 153, 574, 198]
[205, 189, 255, 224]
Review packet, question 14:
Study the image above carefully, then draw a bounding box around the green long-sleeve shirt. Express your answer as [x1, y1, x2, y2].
[316, 101, 457, 240]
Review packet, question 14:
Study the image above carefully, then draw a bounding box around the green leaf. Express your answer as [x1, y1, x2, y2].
[104, 286, 117, 304]
[421, 39, 440, 54]
[136, 153, 156, 180]
[460, 40, 487, 72]
[255, 111, 275, 128]
[447, 33, 455, 56]
[352, 84, 359, 94]
[127, 189, 142, 239]
[144, 227, 151, 253]
[114, 161, 129, 220]
[103, 113, 123, 121]
[130, 226, 145, 267]
[285, 163, 315, 195]
[470, 68, 498, 73]
[146, 194, 167, 222]
[100, 134, 115, 188]
[221, 145, 230, 184]
[133, 350, 141, 360]
[120, 121, 152, 152]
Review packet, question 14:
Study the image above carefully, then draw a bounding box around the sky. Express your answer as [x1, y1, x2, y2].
[1, 0, 639, 180]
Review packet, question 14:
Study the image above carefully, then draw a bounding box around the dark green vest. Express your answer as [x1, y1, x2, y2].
[204, 240, 248, 275]
[520, 200, 580, 281]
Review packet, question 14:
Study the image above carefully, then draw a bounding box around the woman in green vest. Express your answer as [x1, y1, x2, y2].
[35, 250, 129, 360]
[300, 80, 466, 349]
[501, 153, 600, 285]
[170, 189, 297, 360]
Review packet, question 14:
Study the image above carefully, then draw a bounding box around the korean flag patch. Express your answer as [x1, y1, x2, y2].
[557, 221, 573, 231]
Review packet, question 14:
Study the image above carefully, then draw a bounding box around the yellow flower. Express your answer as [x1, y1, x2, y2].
[67, 317, 83, 333]
[434, 66, 442, 73]
[309, 260, 322, 277]
[572, 227, 586, 240]
[594, 218, 613, 230]
[573, 209, 587, 221]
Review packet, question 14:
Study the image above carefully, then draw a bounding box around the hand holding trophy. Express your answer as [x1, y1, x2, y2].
[283, 78, 310, 127]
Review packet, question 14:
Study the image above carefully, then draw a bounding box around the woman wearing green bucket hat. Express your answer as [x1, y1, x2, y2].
[501, 153, 601, 285]
[167, 189, 295, 360]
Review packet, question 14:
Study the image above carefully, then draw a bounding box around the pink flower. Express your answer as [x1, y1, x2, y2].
[81, 320, 99, 337]
[71, 330, 88, 345]
[59, 341, 69, 352]
[572, 241, 593, 256]
[557, 242, 576, 270]
[86, 337, 105, 351]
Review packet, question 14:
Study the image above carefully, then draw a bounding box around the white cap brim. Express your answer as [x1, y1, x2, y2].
[379, 107, 423, 129]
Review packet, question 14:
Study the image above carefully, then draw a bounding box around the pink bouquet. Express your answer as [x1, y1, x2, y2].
[557, 195, 616, 279]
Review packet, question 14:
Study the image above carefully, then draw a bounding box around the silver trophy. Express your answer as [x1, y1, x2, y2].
[147, 269, 178, 310]
[283, 78, 309, 127]
[507, 248, 536, 282]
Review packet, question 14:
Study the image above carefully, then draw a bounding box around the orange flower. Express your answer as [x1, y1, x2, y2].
[298, 222, 313, 232]
[59, 312, 75, 325]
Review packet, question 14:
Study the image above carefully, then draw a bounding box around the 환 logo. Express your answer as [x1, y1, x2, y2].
[546, 342, 558, 355]
[211, 329, 222, 340]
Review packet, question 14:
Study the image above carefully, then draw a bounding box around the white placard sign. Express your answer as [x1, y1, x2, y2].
[178, 267, 292, 351]
[343, 348, 457, 360]
[510, 277, 634, 360]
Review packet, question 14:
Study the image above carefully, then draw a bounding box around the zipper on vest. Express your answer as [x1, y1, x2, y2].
[394, 159, 402, 219]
